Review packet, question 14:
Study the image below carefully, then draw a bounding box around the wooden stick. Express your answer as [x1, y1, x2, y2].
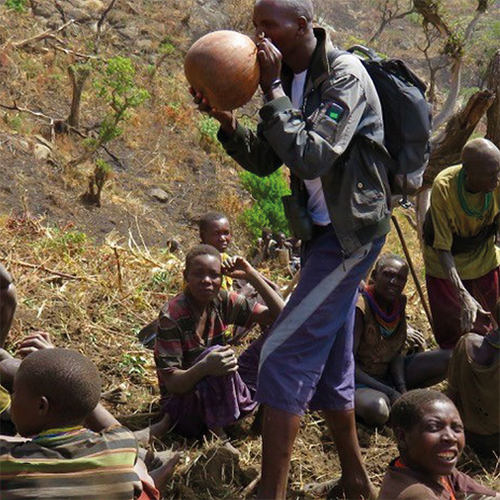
[113, 247, 124, 292]
[391, 215, 434, 331]
[9, 259, 92, 281]
[242, 473, 261, 498]
[282, 269, 300, 300]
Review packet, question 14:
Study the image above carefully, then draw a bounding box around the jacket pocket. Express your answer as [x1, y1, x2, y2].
[330, 137, 389, 230]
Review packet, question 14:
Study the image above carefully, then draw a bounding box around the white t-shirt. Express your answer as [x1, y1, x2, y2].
[290, 70, 331, 226]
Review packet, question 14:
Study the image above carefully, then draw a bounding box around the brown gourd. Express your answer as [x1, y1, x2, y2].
[184, 30, 260, 111]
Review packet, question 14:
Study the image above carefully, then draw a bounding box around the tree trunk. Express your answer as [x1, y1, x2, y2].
[66, 65, 90, 129]
[423, 89, 495, 189]
[486, 50, 500, 149]
[432, 57, 462, 130]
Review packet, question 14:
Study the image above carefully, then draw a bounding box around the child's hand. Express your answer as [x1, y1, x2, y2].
[202, 345, 238, 377]
[222, 256, 254, 281]
[17, 331, 54, 358]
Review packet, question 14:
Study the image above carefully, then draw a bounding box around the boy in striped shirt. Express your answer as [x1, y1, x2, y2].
[0, 348, 170, 500]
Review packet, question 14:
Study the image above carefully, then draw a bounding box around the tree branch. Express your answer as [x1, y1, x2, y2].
[96, 0, 118, 40]
[10, 20, 74, 49]
[368, 0, 415, 44]
[423, 90, 495, 187]
[432, 57, 462, 129]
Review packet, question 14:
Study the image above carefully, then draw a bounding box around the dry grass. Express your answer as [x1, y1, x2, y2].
[1, 206, 499, 499]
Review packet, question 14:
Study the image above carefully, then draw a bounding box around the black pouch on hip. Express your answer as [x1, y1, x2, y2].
[282, 194, 313, 242]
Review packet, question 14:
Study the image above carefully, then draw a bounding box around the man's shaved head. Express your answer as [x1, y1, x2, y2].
[255, 0, 314, 23]
[462, 138, 500, 169]
[462, 138, 500, 193]
[253, 0, 316, 71]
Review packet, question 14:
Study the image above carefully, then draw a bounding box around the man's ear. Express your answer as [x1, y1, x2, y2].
[297, 16, 308, 35]
[38, 396, 50, 417]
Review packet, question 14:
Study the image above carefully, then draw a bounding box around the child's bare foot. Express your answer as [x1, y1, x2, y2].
[146, 449, 182, 492]
[209, 426, 240, 457]
[134, 414, 170, 446]
[304, 478, 339, 497]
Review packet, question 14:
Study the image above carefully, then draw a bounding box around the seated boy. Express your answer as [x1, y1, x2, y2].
[198, 212, 234, 290]
[0, 348, 176, 500]
[447, 327, 499, 458]
[1, 332, 61, 436]
[139, 244, 284, 442]
[378, 389, 499, 500]
[354, 254, 451, 426]
[139, 212, 238, 348]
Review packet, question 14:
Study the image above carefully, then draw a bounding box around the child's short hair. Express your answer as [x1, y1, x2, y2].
[372, 253, 407, 276]
[185, 244, 221, 273]
[16, 348, 101, 423]
[391, 389, 453, 432]
[198, 212, 228, 234]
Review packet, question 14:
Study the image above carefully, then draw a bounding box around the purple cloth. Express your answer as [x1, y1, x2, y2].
[237, 331, 269, 394]
[256, 227, 384, 416]
[161, 344, 261, 437]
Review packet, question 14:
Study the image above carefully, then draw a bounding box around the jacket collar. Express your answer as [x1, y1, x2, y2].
[281, 27, 335, 99]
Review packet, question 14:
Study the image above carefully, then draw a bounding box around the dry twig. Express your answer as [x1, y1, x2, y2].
[9, 259, 94, 281]
[10, 20, 74, 49]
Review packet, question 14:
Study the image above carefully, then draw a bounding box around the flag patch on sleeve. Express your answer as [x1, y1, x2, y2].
[325, 103, 344, 123]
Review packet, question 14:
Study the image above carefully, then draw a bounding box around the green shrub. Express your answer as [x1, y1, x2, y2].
[39, 229, 88, 257]
[6, 0, 26, 12]
[198, 116, 219, 144]
[118, 353, 147, 376]
[239, 169, 290, 241]
[94, 57, 150, 143]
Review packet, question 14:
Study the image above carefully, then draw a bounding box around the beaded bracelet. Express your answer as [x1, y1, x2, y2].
[262, 78, 282, 95]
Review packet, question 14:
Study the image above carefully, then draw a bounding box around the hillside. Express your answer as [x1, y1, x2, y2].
[1, 1, 499, 498]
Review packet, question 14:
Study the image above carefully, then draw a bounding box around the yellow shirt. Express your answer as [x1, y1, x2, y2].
[220, 253, 233, 291]
[448, 334, 499, 435]
[423, 165, 500, 280]
[0, 384, 10, 414]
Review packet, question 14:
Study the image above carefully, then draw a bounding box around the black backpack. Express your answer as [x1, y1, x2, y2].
[347, 45, 432, 205]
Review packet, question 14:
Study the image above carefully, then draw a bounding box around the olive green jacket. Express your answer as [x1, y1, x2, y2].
[218, 28, 391, 255]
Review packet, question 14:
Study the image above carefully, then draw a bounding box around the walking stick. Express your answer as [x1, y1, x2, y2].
[391, 215, 434, 331]
[282, 269, 300, 300]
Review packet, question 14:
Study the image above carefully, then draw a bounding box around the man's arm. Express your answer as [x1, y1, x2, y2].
[437, 250, 487, 333]
[191, 88, 283, 178]
[219, 121, 284, 178]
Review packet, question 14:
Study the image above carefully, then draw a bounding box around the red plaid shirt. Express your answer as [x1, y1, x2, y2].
[154, 290, 265, 395]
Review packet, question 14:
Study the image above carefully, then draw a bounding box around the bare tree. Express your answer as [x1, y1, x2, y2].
[368, 0, 415, 44]
[417, 25, 447, 104]
[413, 0, 492, 129]
[486, 50, 500, 148]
